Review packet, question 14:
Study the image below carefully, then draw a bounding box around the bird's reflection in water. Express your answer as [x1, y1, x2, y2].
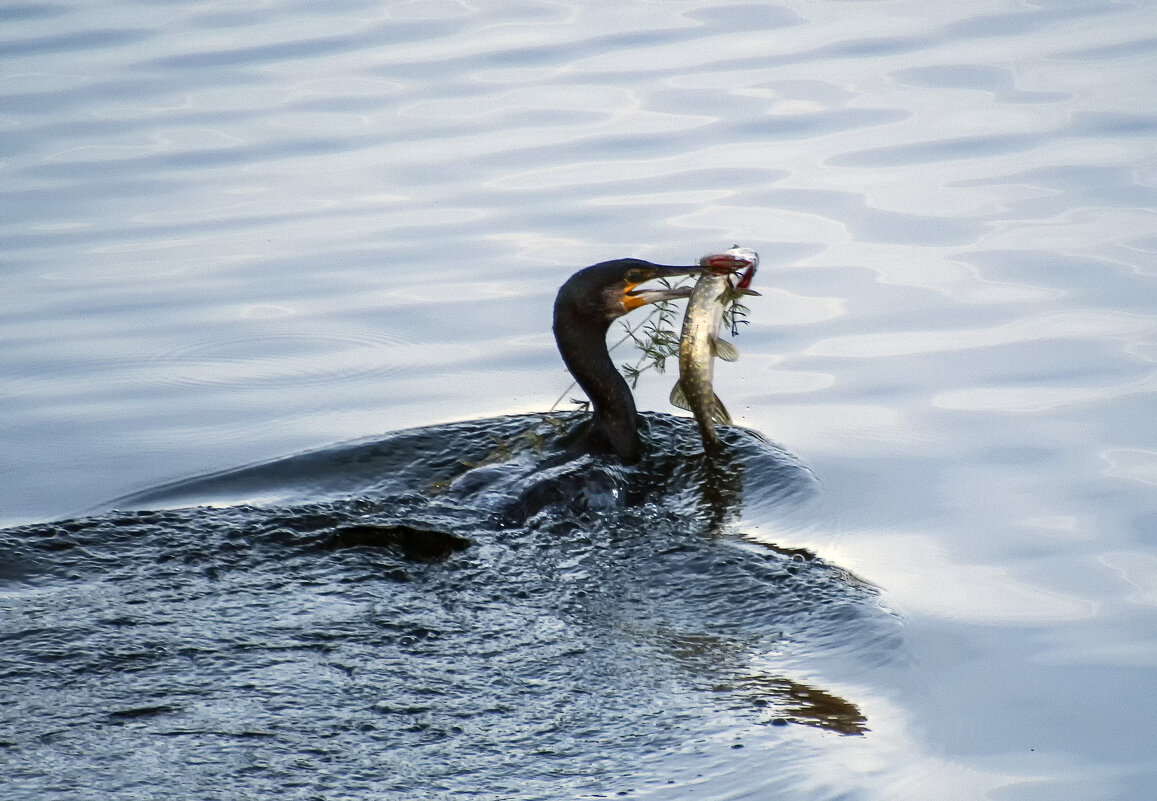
[741, 675, 868, 736]
[663, 633, 867, 736]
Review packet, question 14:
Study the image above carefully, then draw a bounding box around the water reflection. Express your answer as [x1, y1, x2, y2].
[728, 674, 868, 736]
[4, 0, 1157, 797]
[661, 630, 868, 737]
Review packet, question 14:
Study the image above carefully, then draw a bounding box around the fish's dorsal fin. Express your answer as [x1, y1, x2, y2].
[669, 381, 692, 412]
[712, 393, 732, 425]
[711, 337, 740, 362]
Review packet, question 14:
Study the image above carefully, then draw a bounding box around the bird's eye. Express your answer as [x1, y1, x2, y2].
[624, 268, 644, 284]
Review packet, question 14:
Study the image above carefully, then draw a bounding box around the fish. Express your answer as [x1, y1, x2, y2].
[670, 247, 759, 450]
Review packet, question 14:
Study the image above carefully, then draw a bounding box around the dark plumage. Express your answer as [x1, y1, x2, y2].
[552, 259, 700, 462]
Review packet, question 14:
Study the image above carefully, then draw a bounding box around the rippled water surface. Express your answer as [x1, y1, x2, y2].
[3, 1, 1156, 799]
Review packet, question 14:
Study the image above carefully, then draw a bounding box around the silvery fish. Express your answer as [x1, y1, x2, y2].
[670, 247, 759, 450]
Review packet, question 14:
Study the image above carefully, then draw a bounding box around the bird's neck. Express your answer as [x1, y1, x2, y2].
[553, 308, 642, 462]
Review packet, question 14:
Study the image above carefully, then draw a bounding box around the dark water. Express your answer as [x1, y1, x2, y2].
[3, 1, 1157, 798]
[2, 415, 899, 799]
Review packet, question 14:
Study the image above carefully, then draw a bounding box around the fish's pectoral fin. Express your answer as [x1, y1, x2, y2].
[712, 337, 740, 362]
[669, 381, 692, 412]
[712, 393, 733, 425]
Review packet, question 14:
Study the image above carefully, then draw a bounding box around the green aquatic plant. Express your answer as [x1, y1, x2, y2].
[619, 278, 685, 389]
[620, 276, 752, 387]
[720, 283, 752, 338]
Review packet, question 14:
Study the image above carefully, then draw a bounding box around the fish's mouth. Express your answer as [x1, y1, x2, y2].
[701, 246, 760, 295]
[700, 246, 759, 275]
[733, 264, 759, 294]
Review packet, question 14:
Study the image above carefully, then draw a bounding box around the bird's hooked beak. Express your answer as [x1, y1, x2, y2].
[622, 264, 703, 311]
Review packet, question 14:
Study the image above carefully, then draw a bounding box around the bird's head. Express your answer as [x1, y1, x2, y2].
[556, 258, 703, 324]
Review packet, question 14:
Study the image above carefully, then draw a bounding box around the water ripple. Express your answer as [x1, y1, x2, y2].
[890, 64, 1068, 103]
[2, 0, 1156, 797]
[0, 28, 147, 57]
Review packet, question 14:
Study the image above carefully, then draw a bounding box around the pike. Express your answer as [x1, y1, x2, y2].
[670, 247, 759, 451]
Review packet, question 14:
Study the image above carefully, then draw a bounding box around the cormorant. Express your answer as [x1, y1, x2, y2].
[553, 258, 701, 463]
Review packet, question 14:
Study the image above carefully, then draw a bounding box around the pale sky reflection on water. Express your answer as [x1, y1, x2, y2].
[2, 1, 1157, 799]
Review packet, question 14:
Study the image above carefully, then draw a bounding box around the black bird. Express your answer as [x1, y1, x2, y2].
[553, 258, 701, 463]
